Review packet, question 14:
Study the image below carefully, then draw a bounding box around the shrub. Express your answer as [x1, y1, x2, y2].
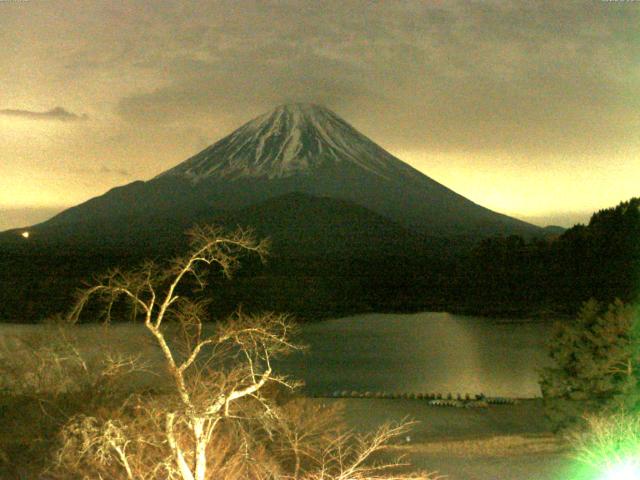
[539, 299, 640, 431]
[0, 323, 145, 478]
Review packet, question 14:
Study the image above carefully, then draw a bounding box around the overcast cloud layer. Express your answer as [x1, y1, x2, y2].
[1, 0, 638, 229]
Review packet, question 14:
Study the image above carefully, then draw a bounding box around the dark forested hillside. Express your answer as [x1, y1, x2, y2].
[460, 198, 640, 314]
[1, 198, 637, 323]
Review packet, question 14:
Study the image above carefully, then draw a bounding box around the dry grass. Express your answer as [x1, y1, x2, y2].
[390, 434, 566, 458]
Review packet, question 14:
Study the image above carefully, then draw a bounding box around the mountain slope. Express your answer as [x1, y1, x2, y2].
[3, 103, 541, 243]
[152, 103, 539, 237]
[157, 103, 427, 182]
[212, 192, 429, 257]
[0, 192, 426, 254]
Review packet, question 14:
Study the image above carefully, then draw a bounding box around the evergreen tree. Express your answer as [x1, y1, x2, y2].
[540, 299, 640, 431]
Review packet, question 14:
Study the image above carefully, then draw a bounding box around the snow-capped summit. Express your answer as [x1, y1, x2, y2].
[9, 103, 542, 243]
[157, 103, 423, 182]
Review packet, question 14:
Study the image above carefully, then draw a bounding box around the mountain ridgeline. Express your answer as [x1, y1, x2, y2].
[3, 103, 540, 248]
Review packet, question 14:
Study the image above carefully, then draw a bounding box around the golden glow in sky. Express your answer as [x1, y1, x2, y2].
[1, 1, 638, 230]
[395, 149, 640, 226]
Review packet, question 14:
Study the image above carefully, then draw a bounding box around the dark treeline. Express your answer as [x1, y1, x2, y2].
[455, 197, 640, 316]
[0, 247, 454, 323]
[184, 197, 640, 319]
[0, 198, 637, 323]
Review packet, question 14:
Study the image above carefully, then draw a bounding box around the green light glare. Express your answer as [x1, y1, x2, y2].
[601, 459, 640, 480]
[566, 413, 640, 480]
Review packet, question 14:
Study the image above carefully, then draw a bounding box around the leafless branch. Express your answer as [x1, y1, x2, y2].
[48, 225, 435, 480]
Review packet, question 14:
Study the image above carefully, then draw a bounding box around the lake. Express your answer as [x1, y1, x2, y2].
[0, 312, 553, 398]
[282, 312, 553, 398]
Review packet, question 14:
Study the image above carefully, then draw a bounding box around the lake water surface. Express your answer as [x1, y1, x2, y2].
[282, 312, 553, 398]
[0, 312, 554, 398]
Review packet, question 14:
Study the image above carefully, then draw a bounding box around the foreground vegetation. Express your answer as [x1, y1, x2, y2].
[540, 297, 640, 478]
[541, 299, 640, 432]
[1, 226, 435, 479]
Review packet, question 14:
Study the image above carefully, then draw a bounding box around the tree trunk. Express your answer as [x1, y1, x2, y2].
[193, 417, 207, 480]
[166, 413, 196, 480]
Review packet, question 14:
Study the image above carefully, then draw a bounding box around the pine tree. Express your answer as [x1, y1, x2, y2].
[540, 299, 640, 431]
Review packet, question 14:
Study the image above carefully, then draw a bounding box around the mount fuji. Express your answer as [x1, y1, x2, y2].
[158, 102, 430, 182]
[3, 103, 540, 248]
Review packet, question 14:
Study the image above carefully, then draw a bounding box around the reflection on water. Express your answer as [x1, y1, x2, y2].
[0, 312, 553, 398]
[278, 312, 553, 398]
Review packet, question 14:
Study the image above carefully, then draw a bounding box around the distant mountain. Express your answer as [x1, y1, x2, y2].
[0, 192, 435, 255]
[213, 192, 430, 257]
[1, 103, 541, 246]
[542, 225, 566, 236]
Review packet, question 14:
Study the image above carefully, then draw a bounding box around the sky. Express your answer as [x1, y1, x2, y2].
[1, 0, 638, 231]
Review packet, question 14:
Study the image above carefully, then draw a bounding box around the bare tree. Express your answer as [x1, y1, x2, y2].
[61, 226, 294, 479]
[51, 225, 440, 480]
[307, 420, 445, 480]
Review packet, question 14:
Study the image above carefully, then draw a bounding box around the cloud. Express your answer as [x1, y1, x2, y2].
[98, 166, 131, 177]
[70, 165, 131, 178]
[108, 1, 640, 158]
[0, 106, 88, 122]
